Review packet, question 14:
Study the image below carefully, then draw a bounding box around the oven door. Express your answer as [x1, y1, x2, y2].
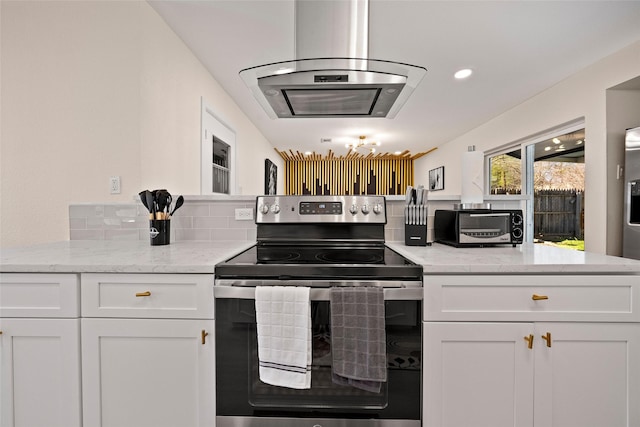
[214, 280, 422, 427]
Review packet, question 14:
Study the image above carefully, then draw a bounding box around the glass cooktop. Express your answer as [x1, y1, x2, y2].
[215, 245, 422, 281]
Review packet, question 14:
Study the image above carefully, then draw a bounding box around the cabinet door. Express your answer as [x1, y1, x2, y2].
[82, 318, 215, 427]
[534, 323, 640, 427]
[0, 318, 81, 427]
[424, 322, 534, 427]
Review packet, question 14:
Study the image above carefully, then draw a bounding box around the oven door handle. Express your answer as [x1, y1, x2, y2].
[214, 281, 423, 301]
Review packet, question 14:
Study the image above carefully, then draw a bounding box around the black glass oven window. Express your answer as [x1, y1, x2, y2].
[215, 298, 421, 420]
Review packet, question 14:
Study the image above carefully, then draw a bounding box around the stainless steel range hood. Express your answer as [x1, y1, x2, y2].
[239, 0, 426, 119]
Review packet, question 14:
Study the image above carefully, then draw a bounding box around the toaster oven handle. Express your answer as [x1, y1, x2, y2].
[468, 213, 511, 217]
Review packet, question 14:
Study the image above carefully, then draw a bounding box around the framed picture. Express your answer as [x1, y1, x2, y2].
[265, 159, 277, 195]
[429, 166, 444, 191]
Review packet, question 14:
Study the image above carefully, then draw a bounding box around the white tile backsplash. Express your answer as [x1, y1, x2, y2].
[69, 199, 257, 242]
[70, 197, 524, 243]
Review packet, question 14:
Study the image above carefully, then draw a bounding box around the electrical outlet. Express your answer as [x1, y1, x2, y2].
[235, 208, 253, 221]
[109, 176, 121, 194]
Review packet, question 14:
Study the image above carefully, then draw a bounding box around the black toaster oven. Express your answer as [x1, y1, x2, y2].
[434, 209, 524, 247]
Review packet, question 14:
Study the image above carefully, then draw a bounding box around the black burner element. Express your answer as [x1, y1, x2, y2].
[315, 249, 384, 264]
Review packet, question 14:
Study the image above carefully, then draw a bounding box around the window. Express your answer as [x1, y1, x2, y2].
[485, 119, 585, 248]
[489, 148, 522, 194]
[201, 98, 236, 195]
[212, 136, 230, 194]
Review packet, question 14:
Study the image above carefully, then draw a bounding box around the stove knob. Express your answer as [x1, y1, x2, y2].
[361, 204, 370, 215]
[349, 204, 358, 215]
[271, 204, 280, 214]
[373, 203, 383, 214]
[259, 204, 270, 214]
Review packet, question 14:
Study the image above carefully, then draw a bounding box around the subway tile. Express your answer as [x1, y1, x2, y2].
[193, 216, 229, 229]
[211, 228, 248, 241]
[69, 205, 104, 219]
[179, 203, 210, 217]
[176, 228, 212, 241]
[171, 216, 193, 229]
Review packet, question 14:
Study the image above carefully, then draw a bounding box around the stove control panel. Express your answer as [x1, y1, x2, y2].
[255, 195, 386, 223]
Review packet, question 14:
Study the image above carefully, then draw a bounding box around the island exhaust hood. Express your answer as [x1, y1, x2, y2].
[239, 0, 426, 119]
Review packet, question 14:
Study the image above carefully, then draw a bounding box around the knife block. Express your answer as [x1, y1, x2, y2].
[404, 204, 428, 246]
[405, 224, 427, 246]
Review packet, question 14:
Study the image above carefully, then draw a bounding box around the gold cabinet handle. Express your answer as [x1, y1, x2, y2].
[532, 294, 549, 301]
[524, 334, 534, 349]
[542, 332, 552, 347]
[0, 330, 3, 335]
[201, 330, 209, 345]
[135, 291, 151, 297]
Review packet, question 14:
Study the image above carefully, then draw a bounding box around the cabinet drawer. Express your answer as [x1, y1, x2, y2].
[0, 273, 79, 318]
[81, 274, 214, 319]
[424, 275, 640, 322]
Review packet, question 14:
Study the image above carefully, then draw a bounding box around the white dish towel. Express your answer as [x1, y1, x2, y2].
[255, 286, 311, 389]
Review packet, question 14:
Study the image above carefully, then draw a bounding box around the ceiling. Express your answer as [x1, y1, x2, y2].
[506, 128, 586, 162]
[148, 1, 640, 157]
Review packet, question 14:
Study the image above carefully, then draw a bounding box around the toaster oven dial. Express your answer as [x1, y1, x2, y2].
[361, 204, 370, 215]
[512, 213, 523, 225]
[512, 227, 523, 239]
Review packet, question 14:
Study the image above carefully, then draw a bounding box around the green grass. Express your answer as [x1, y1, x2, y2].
[554, 239, 585, 251]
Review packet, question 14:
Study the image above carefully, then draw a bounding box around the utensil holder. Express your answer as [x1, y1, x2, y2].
[150, 220, 170, 246]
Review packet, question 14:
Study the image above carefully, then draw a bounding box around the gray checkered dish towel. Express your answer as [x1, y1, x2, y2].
[330, 286, 387, 393]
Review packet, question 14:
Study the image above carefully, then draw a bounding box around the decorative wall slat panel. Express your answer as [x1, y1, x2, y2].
[276, 149, 436, 195]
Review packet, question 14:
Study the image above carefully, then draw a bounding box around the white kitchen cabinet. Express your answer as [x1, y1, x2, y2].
[81, 318, 214, 427]
[423, 275, 640, 427]
[423, 322, 534, 427]
[0, 273, 81, 427]
[533, 322, 640, 427]
[80, 273, 215, 427]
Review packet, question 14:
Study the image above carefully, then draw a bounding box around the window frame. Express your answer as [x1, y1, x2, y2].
[201, 98, 236, 195]
[484, 118, 586, 243]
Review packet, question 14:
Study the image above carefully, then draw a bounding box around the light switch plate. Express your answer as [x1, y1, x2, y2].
[109, 176, 121, 194]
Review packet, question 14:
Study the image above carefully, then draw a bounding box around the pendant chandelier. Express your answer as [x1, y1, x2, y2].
[346, 136, 380, 154]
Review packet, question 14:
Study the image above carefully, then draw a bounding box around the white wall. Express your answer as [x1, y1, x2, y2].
[0, 1, 279, 247]
[416, 41, 640, 255]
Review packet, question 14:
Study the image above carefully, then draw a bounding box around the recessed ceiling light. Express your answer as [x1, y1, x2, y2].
[576, 139, 583, 145]
[553, 138, 561, 144]
[394, 151, 402, 155]
[304, 151, 312, 156]
[544, 146, 551, 151]
[454, 68, 473, 79]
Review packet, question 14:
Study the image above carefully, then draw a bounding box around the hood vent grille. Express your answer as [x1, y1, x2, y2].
[239, 0, 426, 119]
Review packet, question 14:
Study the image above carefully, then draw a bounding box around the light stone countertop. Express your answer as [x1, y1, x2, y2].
[0, 240, 254, 274]
[2, 240, 640, 275]
[386, 242, 640, 274]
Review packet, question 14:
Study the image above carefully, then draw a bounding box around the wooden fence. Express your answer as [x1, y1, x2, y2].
[492, 188, 584, 240]
[533, 189, 584, 240]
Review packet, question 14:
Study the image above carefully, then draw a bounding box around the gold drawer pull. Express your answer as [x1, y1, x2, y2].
[135, 291, 152, 297]
[542, 332, 552, 347]
[201, 330, 209, 345]
[524, 334, 534, 349]
[532, 294, 549, 301]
